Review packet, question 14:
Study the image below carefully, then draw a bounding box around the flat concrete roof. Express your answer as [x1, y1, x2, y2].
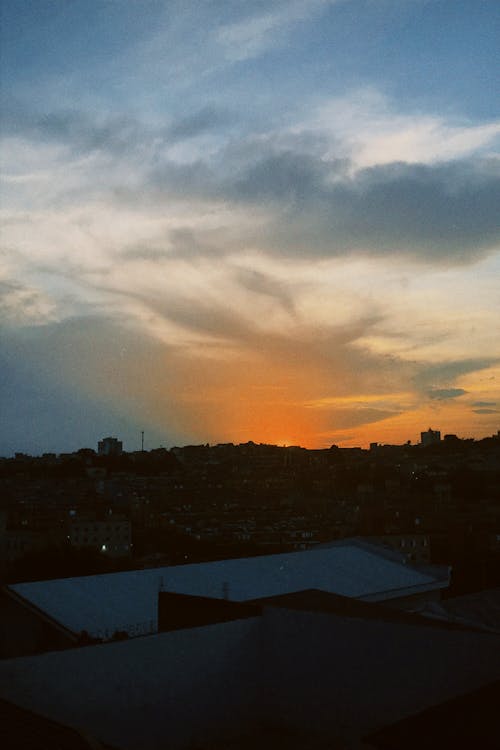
[9, 539, 448, 638]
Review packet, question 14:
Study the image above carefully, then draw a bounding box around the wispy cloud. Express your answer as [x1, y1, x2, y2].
[0, 279, 58, 327]
[427, 388, 468, 400]
[306, 89, 500, 169]
[414, 359, 498, 389]
[215, 0, 331, 61]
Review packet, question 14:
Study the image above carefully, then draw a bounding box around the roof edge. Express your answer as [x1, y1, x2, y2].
[3, 585, 79, 642]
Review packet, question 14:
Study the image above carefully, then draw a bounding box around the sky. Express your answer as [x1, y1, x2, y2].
[1, 0, 499, 455]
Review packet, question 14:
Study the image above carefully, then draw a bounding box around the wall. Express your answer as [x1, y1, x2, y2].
[260, 607, 500, 744]
[0, 590, 76, 659]
[2, 605, 500, 749]
[0, 617, 263, 750]
[158, 591, 261, 631]
[383, 588, 443, 611]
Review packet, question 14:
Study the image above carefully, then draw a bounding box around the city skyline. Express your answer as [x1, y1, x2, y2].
[1, 1, 499, 455]
[3, 426, 500, 460]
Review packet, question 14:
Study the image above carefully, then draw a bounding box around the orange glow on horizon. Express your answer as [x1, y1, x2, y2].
[94, 337, 500, 451]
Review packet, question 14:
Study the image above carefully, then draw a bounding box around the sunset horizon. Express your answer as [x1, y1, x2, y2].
[1, 1, 499, 456]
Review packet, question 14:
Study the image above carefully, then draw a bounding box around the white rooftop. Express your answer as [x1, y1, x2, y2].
[9, 539, 448, 638]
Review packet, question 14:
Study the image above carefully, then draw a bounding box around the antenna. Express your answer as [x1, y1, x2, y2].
[141, 431, 144, 452]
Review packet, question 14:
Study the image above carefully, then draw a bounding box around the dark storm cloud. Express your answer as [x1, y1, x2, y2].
[139, 136, 500, 263]
[4, 99, 499, 265]
[413, 358, 498, 390]
[166, 105, 235, 141]
[231, 151, 344, 203]
[427, 388, 467, 400]
[227, 151, 500, 262]
[1, 104, 143, 155]
[133, 147, 500, 265]
[2, 101, 234, 157]
[148, 158, 215, 197]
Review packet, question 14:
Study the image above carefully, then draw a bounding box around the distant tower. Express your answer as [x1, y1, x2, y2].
[141, 431, 145, 452]
[97, 437, 123, 456]
[420, 428, 441, 446]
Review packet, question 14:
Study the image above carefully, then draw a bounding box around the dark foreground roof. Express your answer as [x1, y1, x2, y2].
[0, 698, 114, 750]
[366, 680, 500, 749]
[250, 588, 481, 631]
[157, 588, 479, 634]
[423, 586, 500, 633]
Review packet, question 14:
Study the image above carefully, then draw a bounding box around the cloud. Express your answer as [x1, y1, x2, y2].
[472, 401, 497, 407]
[226, 152, 500, 262]
[215, 0, 330, 62]
[308, 89, 500, 169]
[414, 359, 498, 390]
[472, 408, 498, 414]
[3, 91, 499, 269]
[232, 267, 296, 316]
[1, 281, 498, 451]
[167, 106, 235, 142]
[427, 388, 467, 400]
[0, 304, 415, 449]
[0, 279, 58, 326]
[319, 407, 402, 431]
[0, 105, 143, 156]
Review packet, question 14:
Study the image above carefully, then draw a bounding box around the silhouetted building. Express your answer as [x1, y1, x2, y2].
[97, 437, 123, 456]
[421, 428, 441, 446]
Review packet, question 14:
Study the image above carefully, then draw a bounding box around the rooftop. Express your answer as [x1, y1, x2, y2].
[422, 587, 500, 633]
[9, 539, 449, 638]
